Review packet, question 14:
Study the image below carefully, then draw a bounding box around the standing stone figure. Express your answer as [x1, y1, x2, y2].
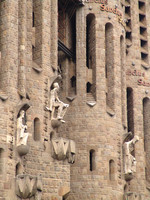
[17, 110, 29, 146]
[46, 82, 69, 122]
[123, 135, 139, 175]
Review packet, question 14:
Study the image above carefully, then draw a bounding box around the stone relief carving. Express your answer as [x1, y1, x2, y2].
[51, 138, 75, 163]
[46, 82, 69, 123]
[17, 110, 29, 147]
[123, 135, 139, 177]
[67, 140, 76, 164]
[16, 174, 42, 200]
[124, 193, 143, 200]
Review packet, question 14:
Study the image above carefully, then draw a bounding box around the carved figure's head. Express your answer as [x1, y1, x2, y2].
[53, 82, 60, 90]
[19, 110, 25, 119]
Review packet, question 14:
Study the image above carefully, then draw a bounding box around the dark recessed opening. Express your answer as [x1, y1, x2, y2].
[90, 149, 95, 171]
[125, 6, 131, 16]
[86, 82, 92, 93]
[139, 1, 145, 11]
[141, 39, 147, 48]
[139, 14, 146, 23]
[140, 26, 147, 36]
[126, 31, 132, 40]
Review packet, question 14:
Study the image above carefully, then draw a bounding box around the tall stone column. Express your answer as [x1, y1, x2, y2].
[51, 0, 58, 71]
[18, 0, 27, 98]
[76, 8, 86, 98]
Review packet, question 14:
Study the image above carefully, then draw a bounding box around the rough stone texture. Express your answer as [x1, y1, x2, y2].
[0, 0, 150, 199]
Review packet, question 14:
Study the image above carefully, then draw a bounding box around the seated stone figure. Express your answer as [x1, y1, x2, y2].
[46, 82, 69, 122]
[123, 135, 139, 175]
[17, 110, 29, 146]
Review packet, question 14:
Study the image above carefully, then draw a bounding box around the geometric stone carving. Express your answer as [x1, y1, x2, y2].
[51, 138, 76, 163]
[0, 90, 8, 101]
[123, 135, 139, 180]
[58, 186, 70, 197]
[16, 174, 42, 199]
[86, 101, 96, 107]
[67, 140, 76, 164]
[52, 138, 69, 160]
[46, 82, 69, 123]
[124, 192, 142, 200]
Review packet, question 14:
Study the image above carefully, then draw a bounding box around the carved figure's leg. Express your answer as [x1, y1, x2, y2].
[57, 102, 69, 119]
[57, 102, 64, 119]
[51, 107, 56, 120]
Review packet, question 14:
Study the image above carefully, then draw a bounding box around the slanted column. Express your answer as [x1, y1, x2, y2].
[18, 0, 27, 97]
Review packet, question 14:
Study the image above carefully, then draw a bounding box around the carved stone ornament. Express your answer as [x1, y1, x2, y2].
[124, 192, 143, 200]
[123, 135, 139, 180]
[46, 82, 69, 123]
[51, 138, 76, 163]
[67, 140, 76, 164]
[16, 174, 42, 199]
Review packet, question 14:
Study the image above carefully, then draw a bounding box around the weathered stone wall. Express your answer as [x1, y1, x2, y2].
[0, 0, 150, 200]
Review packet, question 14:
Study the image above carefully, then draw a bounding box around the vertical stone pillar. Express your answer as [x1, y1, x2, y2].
[0, 0, 19, 94]
[42, 0, 51, 139]
[76, 8, 86, 98]
[51, 0, 58, 71]
[18, 0, 27, 97]
[120, 36, 127, 128]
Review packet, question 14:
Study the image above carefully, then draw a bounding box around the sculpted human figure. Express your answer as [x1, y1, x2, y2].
[46, 82, 69, 122]
[17, 110, 29, 146]
[123, 135, 139, 175]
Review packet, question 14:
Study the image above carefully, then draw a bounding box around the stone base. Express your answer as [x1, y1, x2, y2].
[51, 119, 62, 128]
[16, 145, 29, 156]
[124, 173, 134, 181]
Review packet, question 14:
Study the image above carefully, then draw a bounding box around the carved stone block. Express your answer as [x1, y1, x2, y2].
[51, 138, 76, 163]
[16, 174, 42, 199]
[52, 138, 69, 160]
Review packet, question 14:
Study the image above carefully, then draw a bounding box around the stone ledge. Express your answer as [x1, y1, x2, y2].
[0, 90, 8, 101]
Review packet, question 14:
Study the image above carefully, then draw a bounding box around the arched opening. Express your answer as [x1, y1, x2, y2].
[143, 97, 150, 182]
[127, 87, 134, 134]
[70, 76, 76, 88]
[105, 23, 114, 112]
[86, 14, 96, 69]
[86, 82, 92, 93]
[34, 118, 40, 141]
[16, 163, 23, 176]
[0, 148, 4, 174]
[89, 149, 95, 171]
[109, 160, 115, 181]
[86, 13, 96, 100]
[58, 1, 76, 97]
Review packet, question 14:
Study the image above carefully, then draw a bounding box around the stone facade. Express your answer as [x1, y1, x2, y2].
[0, 0, 150, 199]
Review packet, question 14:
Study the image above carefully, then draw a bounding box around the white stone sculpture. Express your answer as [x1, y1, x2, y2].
[123, 135, 139, 176]
[46, 82, 69, 123]
[17, 110, 29, 146]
